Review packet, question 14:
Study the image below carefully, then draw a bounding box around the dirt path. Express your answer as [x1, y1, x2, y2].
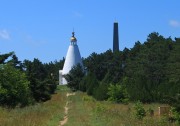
[59, 93, 75, 126]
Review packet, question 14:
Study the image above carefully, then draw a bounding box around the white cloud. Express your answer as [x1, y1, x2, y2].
[169, 20, 180, 28]
[0, 29, 11, 40]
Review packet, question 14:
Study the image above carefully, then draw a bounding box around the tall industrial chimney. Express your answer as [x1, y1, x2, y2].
[113, 22, 119, 52]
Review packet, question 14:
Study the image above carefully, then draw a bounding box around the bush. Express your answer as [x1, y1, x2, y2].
[0, 64, 32, 108]
[107, 84, 129, 104]
[171, 107, 180, 124]
[134, 101, 146, 120]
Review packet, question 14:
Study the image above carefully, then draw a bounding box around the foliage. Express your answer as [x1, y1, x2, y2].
[64, 64, 85, 91]
[0, 64, 31, 108]
[23, 59, 56, 102]
[0, 52, 14, 64]
[123, 32, 179, 103]
[166, 94, 180, 124]
[44, 58, 65, 84]
[81, 32, 180, 104]
[85, 72, 99, 95]
[8, 54, 23, 70]
[171, 107, 180, 124]
[147, 107, 154, 116]
[134, 101, 146, 120]
[93, 82, 109, 100]
[0, 51, 63, 107]
[107, 84, 129, 104]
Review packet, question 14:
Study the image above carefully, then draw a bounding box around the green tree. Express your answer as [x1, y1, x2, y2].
[124, 32, 175, 102]
[81, 32, 179, 104]
[8, 54, 23, 70]
[0, 52, 14, 64]
[23, 59, 52, 102]
[0, 64, 31, 108]
[163, 38, 180, 97]
[84, 50, 113, 81]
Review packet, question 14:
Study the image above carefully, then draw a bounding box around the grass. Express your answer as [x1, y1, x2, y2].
[0, 85, 68, 126]
[66, 92, 178, 126]
[0, 86, 178, 126]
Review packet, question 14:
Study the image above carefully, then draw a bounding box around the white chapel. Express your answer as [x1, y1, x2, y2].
[59, 32, 83, 85]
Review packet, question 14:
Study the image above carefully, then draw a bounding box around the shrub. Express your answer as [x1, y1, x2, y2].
[171, 107, 180, 124]
[134, 101, 146, 120]
[147, 107, 154, 116]
[107, 84, 129, 104]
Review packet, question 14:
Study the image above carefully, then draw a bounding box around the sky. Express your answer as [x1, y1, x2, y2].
[0, 0, 180, 63]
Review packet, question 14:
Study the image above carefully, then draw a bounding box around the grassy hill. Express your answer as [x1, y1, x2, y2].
[0, 86, 177, 126]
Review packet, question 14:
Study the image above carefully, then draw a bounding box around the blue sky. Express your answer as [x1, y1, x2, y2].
[0, 0, 180, 63]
